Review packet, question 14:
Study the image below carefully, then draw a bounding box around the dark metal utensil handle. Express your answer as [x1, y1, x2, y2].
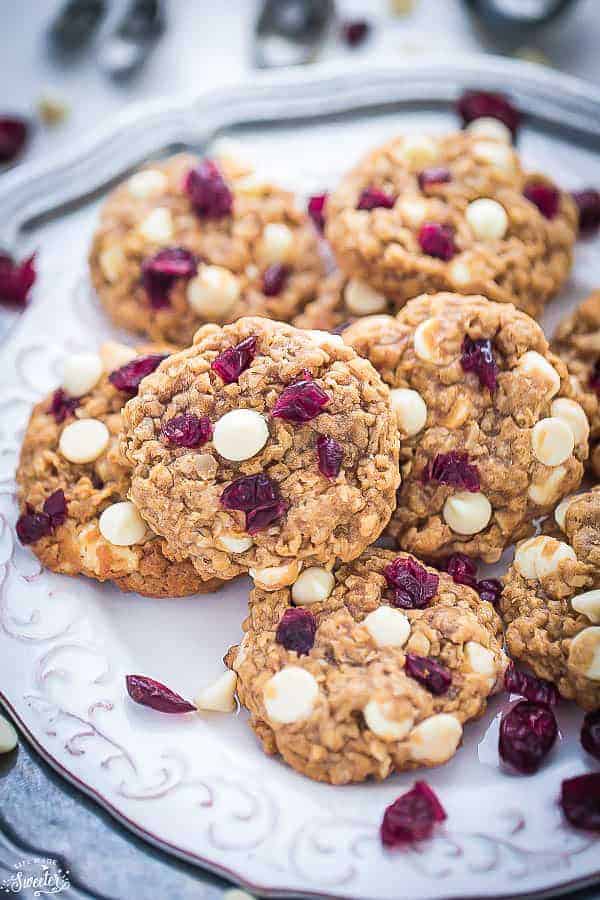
[463, 0, 581, 35]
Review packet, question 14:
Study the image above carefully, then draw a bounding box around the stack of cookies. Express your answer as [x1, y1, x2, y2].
[15, 105, 600, 786]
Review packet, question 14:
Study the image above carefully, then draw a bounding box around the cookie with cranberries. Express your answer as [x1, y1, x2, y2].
[553, 290, 600, 477]
[16, 341, 223, 598]
[502, 489, 600, 710]
[225, 547, 507, 784]
[325, 131, 576, 319]
[120, 317, 400, 587]
[89, 152, 324, 347]
[343, 292, 587, 563]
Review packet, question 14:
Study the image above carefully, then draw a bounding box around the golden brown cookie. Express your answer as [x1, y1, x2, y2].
[89, 153, 324, 346]
[325, 132, 577, 319]
[344, 292, 587, 563]
[226, 548, 507, 784]
[502, 489, 600, 710]
[16, 342, 223, 598]
[121, 317, 400, 588]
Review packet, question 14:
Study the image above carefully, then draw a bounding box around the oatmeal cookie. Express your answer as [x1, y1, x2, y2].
[16, 342, 223, 598]
[325, 132, 577, 319]
[293, 270, 396, 333]
[225, 547, 507, 784]
[121, 317, 400, 588]
[89, 153, 324, 346]
[553, 290, 600, 476]
[502, 489, 600, 709]
[343, 293, 587, 563]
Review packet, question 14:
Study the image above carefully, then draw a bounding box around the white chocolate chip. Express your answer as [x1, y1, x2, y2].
[99, 245, 126, 283]
[99, 501, 147, 546]
[402, 135, 438, 168]
[213, 409, 269, 462]
[464, 641, 496, 688]
[259, 223, 294, 264]
[413, 318, 445, 364]
[59, 418, 110, 464]
[555, 495, 575, 531]
[465, 117, 512, 143]
[551, 397, 590, 446]
[99, 341, 137, 372]
[443, 492, 492, 535]
[291, 567, 335, 605]
[187, 265, 241, 320]
[127, 169, 168, 199]
[465, 198, 508, 240]
[138, 207, 174, 243]
[250, 560, 300, 591]
[568, 627, 600, 681]
[390, 388, 428, 437]
[397, 196, 427, 227]
[218, 533, 254, 554]
[195, 670, 237, 713]
[531, 417, 574, 467]
[514, 535, 576, 580]
[62, 352, 103, 398]
[528, 465, 567, 505]
[263, 666, 318, 723]
[517, 351, 561, 399]
[363, 606, 410, 648]
[235, 173, 272, 196]
[364, 700, 413, 741]
[473, 141, 515, 173]
[571, 590, 600, 624]
[344, 279, 387, 315]
[448, 258, 473, 288]
[409, 714, 463, 764]
[0, 715, 18, 754]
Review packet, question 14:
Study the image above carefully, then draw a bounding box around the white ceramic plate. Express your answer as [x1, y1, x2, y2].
[0, 57, 599, 900]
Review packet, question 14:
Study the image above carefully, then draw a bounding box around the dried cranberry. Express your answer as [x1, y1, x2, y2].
[316, 434, 343, 479]
[308, 193, 327, 232]
[48, 388, 79, 424]
[220, 473, 288, 534]
[357, 187, 396, 211]
[341, 18, 370, 47]
[43, 489, 67, 528]
[211, 335, 257, 384]
[16, 507, 52, 545]
[272, 372, 329, 424]
[141, 248, 197, 310]
[461, 335, 499, 393]
[262, 263, 289, 296]
[0, 116, 28, 163]
[457, 90, 520, 139]
[161, 413, 212, 448]
[418, 222, 456, 261]
[524, 181, 560, 220]
[560, 774, 600, 832]
[184, 159, 233, 219]
[405, 654, 452, 695]
[422, 452, 480, 492]
[504, 662, 559, 707]
[381, 781, 446, 847]
[109, 353, 168, 395]
[499, 700, 558, 774]
[418, 168, 452, 191]
[589, 360, 600, 395]
[441, 552, 477, 588]
[276, 608, 317, 655]
[384, 557, 439, 610]
[0, 252, 35, 307]
[477, 578, 502, 606]
[581, 709, 600, 761]
[126, 674, 196, 714]
[572, 189, 600, 237]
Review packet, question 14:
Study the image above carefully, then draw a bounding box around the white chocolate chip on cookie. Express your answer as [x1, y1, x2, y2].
[344, 279, 387, 315]
[473, 140, 515, 173]
[443, 492, 492, 535]
[551, 397, 590, 446]
[363, 606, 410, 648]
[100, 341, 137, 372]
[409, 714, 463, 764]
[464, 641, 497, 687]
[213, 409, 269, 462]
[250, 560, 301, 591]
[217, 533, 254, 554]
[259, 223, 294, 264]
[99, 245, 126, 283]
[138, 207, 174, 243]
[413, 318, 446, 364]
[528, 465, 567, 506]
[196, 670, 237, 713]
[555, 495, 576, 531]
[364, 700, 413, 741]
[571, 590, 600, 624]
[514, 535, 575, 580]
[291, 567, 335, 605]
[63, 352, 103, 398]
[401, 135, 438, 169]
[390, 388, 427, 437]
[187, 265, 240, 319]
[263, 666, 319, 723]
[0, 715, 18, 754]
[568, 627, 600, 681]
[127, 169, 168, 199]
[59, 418, 110, 464]
[99, 501, 147, 546]
[465, 198, 508, 240]
[397, 196, 427, 228]
[531, 417, 574, 467]
[465, 118, 512, 143]
[517, 351, 561, 399]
